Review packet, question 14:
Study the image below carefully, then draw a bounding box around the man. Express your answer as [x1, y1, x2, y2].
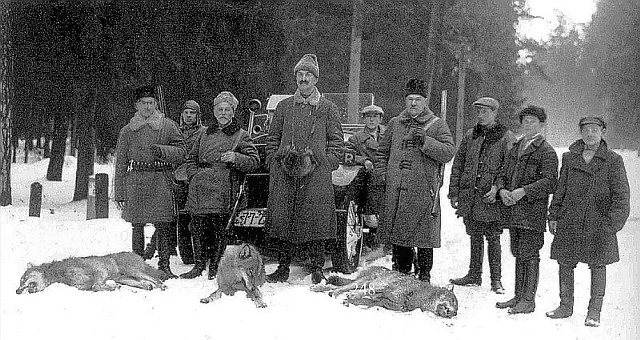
[448, 97, 509, 294]
[114, 84, 186, 278]
[375, 78, 455, 282]
[264, 54, 345, 284]
[495, 105, 558, 314]
[345, 104, 386, 250]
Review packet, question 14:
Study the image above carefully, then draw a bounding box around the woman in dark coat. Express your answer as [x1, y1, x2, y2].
[180, 92, 259, 279]
[546, 117, 630, 327]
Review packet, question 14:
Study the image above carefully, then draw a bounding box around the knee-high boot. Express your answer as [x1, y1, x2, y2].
[392, 245, 414, 274]
[585, 265, 606, 327]
[487, 235, 504, 294]
[266, 239, 292, 283]
[179, 216, 207, 279]
[309, 240, 327, 284]
[132, 224, 145, 258]
[546, 263, 574, 318]
[416, 247, 433, 282]
[509, 258, 539, 314]
[156, 223, 177, 279]
[206, 214, 227, 280]
[450, 235, 483, 286]
[496, 258, 526, 308]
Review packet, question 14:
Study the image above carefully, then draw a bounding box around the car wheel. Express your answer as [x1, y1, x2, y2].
[332, 200, 363, 274]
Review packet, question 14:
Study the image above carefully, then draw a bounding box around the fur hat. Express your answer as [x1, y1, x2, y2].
[183, 100, 200, 113]
[472, 97, 499, 111]
[133, 84, 158, 101]
[213, 91, 239, 111]
[518, 105, 547, 123]
[361, 104, 384, 117]
[404, 78, 427, 98]
[294, 54, 319, 78]
[579, 116, 606, 130]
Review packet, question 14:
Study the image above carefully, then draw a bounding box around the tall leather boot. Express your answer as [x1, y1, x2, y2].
[132, 223, 145, 258]
[496, 258, 525, 308]
[179, 216, 207, 279]
[206, 214, 227, 280]
[509, 258, 539, 314]
[392, 245, 414, 274]
[156, 223, 177, 279]
[487, 235, 505, 294]
[546, 263, 575, 318]
[309, 240, 327, 284]
[168, 221, 178, 256]
[450, 235, 483, 286]
[143, 229, 157, 260]
[585, 265, 606, 327]
[266, 239, 292, 283]
[177, 213, 194, 264]
[416, 247, 433, 283]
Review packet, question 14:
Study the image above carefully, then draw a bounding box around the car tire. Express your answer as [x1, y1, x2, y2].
[331, 200, 363, 274]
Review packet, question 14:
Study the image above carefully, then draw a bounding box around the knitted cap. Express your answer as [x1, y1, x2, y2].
[213, 91, 238, 110]
[294, 54, 319, 78]
[472, 97, 500, 110]
[518, 105, 547, 123]
[404, 78, 427, 98]
[182, 100, 200, 113]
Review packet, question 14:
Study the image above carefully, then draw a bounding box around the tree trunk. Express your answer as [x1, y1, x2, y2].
[347, 0, 363, 124]
[424, 0, 441, 107]
[46, 114, 68, 181]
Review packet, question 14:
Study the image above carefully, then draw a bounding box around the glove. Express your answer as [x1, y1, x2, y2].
[411, 127, 426, 145]
[150, 144, 162, 158]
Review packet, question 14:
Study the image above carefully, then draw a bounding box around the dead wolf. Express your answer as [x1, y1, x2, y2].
[311, 266, 458, 318]
[200, 243, 266, 308]
[16, 252, 167, 294]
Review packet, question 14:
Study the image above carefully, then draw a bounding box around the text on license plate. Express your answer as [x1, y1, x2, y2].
[235, 209, 266, 227]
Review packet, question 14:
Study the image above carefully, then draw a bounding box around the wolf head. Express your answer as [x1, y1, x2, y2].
[426, 285, 458, 318]
[16, 265, 49, 294]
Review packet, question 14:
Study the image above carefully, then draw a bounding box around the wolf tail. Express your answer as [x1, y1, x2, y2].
[325, 275, 354, 286]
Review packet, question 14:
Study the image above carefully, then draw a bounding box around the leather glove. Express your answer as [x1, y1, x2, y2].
[150, 144, 162, 158]
[411, 127, 426, 145]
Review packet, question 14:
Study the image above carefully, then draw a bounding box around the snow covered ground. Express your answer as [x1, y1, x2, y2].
[1, 148, 638, 340]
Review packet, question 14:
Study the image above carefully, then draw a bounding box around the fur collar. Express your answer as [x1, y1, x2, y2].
[129, 110, 164, 131]
[206, 117, 240, 136]
[472, 123, 508, 142]
[294, 87, 321, 106]
[398, 108, 437, 125]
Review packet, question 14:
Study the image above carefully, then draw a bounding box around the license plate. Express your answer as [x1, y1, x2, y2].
[235, 209, 266, 228]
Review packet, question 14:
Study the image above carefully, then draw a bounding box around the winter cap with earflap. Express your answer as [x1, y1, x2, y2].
[133, 84, 158, 101]
[213, 91, 239, 111]
[404, 78, 427, 98]
[472, 97, 500, 111]
[361, 104, 384, 117]
[518, 105, 547, 123]
[294, 54, 319, 78]
[578, 116, 606, 130]
[182, 100, 201, 113]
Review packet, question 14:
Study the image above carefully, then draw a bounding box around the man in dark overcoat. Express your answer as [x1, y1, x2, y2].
[545, 117, 630, 327]
[114, 84, 186, 278]
[375, 78, 455, 283]
[495, 105, 558, 314]
[264, 54, 345, 284]
[448, 97, 509, 294]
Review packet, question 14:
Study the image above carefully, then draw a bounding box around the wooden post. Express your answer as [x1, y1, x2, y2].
[29, 182, 42, 217]
[95, 173, 109, 218]
[455, 46, 466, 147]
[347, 0, 363, 124]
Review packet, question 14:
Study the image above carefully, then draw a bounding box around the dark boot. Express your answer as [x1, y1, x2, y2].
[509, 258, 539, 314]
[132, 224, 145, 258]
[179, 217, 206, 279]
[416, 247, 433, 282]
[450, 235, 483, 286]
[157, 224, 177, 279]
[206, 214, 229, 280]
[168, 221, 178, 256]
[392, 245, 414, 274]
[143, 229, 157, 260]
[177, 213, 194, 264]
[546, 263, 574, 319]
[309, 240, 327, 284]
[267, 265, 291, 283]
[585, 265, 606, 327]
[487, 235, 505, 294]
[496, 258, 525, 308]
[266, 240, 292, 283]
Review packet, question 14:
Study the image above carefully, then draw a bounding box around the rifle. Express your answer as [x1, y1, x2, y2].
[430, 90, 448, 217]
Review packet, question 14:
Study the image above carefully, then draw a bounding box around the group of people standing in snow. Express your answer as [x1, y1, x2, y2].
[113, 53, 630, 328]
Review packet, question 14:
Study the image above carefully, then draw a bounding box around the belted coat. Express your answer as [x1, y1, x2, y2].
[375, 109, 455, 248]
[264, 89, 344, 244]
[114, 111, 186, 224]
[548, 140, 630, 265]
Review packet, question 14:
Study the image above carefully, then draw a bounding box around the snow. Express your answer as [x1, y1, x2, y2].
[1, 148, 639, 340]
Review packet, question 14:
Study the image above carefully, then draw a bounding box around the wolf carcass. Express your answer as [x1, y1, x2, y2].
[16, 252, 167, 294]
[311, 266, 458, 318]
[200, 243, 267, 308]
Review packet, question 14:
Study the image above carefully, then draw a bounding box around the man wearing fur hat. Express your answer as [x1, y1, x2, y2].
[375, 78, 455, 282]
[264, 54, 345, 284]
[345, 104, 386, 250]
[114, 84, 186, 278]
[448, 97, 509, 294]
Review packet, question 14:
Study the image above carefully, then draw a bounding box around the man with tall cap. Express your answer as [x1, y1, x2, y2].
[448, 97, 509, 294]
[264, 54, 345, 284]
[114, 84, 186, 278]
[375, 78, 455, 282]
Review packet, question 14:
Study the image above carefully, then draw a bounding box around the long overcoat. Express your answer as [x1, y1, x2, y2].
[375, 109, 455, 248]
[497, 135, 558, 232]
[548, 140, 630, 265]
[448, 123, 509, 222]
[114, 111, 186, 224]
[184, 119, 259, 216]
[264, 89, 344, 244]
[346, 126, 387, 214]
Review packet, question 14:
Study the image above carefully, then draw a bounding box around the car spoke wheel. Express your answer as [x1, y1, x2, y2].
[332, 200, 363, 273]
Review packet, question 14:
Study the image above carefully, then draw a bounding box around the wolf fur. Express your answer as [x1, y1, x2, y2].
[311, 266, 458, 318]
[200, 243, 267, 308]
[16, 252, 167, 294]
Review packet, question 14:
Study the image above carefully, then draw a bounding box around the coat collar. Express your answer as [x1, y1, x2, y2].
[206, 117, 240, 136]
[293, 87, 321, 107]
[568, 139, 609, 174]
[398, 108, 436, 125]
[514, 134, 544, 157]
[472, 123, 508, 142]
[354, 125, 386, 141]
[568, 139, 609, 160]
[129, 110, 163, 131]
